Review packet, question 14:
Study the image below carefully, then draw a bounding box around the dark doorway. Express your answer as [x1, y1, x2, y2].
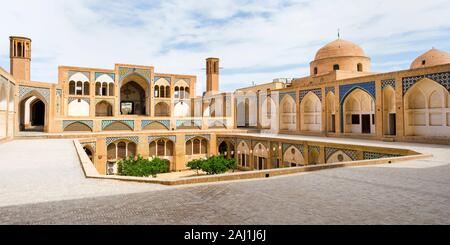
[330, 114, 336, 132]
[388, 113, 396, 135]
[120, 81, 146, 115]
[218, 142, 227, 156]
[361, 114, 371, 134]
[31, 100, 45, 126]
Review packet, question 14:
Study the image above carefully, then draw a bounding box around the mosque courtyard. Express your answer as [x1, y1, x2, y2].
[0, 137, 449, 225]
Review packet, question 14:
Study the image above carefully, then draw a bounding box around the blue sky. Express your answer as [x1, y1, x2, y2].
[1, 0, 450, 95]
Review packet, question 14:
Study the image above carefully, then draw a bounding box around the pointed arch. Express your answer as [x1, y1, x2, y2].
[103, 121, 133, 131]
[64, 121, 92, 132]
[155, 102, 171, 117]
[18, 91, 48, 132]
[283, 146, 304, 167]
[383, 86, 396, 135]
[326, 150, 353, 163]
[326, 91, 336, 133]
[404, 78, 450, 136]
[237, 141, 250, 168]
[280, 95, 296, 130]
[300, 92, 322, 132]
[342, 88, 375, 134]
[95, 100, 113, 117]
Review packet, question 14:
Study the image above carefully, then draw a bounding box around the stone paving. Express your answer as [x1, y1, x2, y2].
[0, 137, 450, 224]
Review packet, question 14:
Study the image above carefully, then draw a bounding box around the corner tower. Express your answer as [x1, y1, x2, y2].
[206, 57, 219, 92]
[9, 36, 31, 81]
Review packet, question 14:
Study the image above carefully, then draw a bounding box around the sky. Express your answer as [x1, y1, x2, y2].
[1, 0, 450, 95]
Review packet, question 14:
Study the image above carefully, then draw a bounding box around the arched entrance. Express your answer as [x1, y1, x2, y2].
[383, 86, 396, 135]
[300, 92, 322, 132]
[280, 95, 296, 130]
[120, 74, 148, 115]
[342, 88, 375, 134]
[326, 92, 336, 133]
[95, 100, 113, 116]
[253, 143, 268, 170]
[283, 146, 304, 167]
[19, 94, 47, 132]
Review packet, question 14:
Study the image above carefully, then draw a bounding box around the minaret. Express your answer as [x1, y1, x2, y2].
[9, 36, 32, 81]
[206, 57, 219, 92]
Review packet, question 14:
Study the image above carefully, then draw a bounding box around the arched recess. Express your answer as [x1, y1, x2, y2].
[155, 102, 171, 117]
[218, 140, 235, 159]
[283, 146, 304, 167]
[326, 92, 336, 133]
[280, 95, 296, 130]
[149, 138, 174, 170]
[300, 92, 322, 132]
[383, 86, 396, 136]
[106, 139, 137, 175]
[154, 78, 170, 98]
[95, 100, 113, 117]
[404, 78, 450, 137]
[19, 92, 48, 132]
[174, 101, 190, 117]
[103, 121, 133, 131]
[143, 121, 169, 130]
[68, 99, 90, 117]
[342, 88, 375, 134]
[174, 79, 189, 99]
[120, 73, 148, 115]
[185, 136, 209, 162]
[326, 150, 352, 163]
[64, 122, 92, 132]
[237, 141, 250, 168]
[253, 143, 268, 170]
[69, 72, 90, 96]
[260, 96, 276, 129]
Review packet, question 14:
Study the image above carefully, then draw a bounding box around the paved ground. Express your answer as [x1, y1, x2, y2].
[0, 137, 449, 224]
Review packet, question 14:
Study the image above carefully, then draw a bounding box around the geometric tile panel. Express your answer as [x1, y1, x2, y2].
[62, 120, 94, 130]
[363, 151, 402, 160]
[325, 86, 335, 95]
[208, 119, 228, 127]
[279, 91, 296, 102]
[101, 120, 134, 130]
[185, 134, 211, 142]
[300, 88, 322, 102]
[325, 147, 358, 161]
[339, 81, 376, 103]
[105, 136, 139, 146]
[381, 79, 396, 90]
[402, 72, 449, 95]
[148, 135, 176, 143]
[141, 120, 170, 129]
[282, 143, 304, 155]
[19, 86, 50, 103]
[308, 145, 321, 155]
[118, 67, 151, 83]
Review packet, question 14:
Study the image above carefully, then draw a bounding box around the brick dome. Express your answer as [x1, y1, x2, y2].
[314, 39, 367, 61]
[410, 48, 450, 69]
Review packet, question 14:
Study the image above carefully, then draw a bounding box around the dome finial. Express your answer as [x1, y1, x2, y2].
[337, 28, 340, 39]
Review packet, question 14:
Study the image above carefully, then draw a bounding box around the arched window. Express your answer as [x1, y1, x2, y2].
[17, 42, 23, 57]
[102, 82, 108, 96]
[185, 137, 208, 156]
[95, 82, 101, 96]
[117, 142, 127, 159]
[154, 85, 159, 97]
[333, 64, 340, 71]
[84, 81, 90, 95]
[180, 87, 185, 99]
[165, 86, 170, 98]
[314, 67, 318, 75]
[174, 87, 179, 99]
[160, 86, 165, 98]
[76, 81, 83, 95]
[193, 139, 200, 154]
[109, 83, 114, 96]
[157, 140, 165, 156]
[107, 143, 116, 160]
[69, 81, 76, 95]
[357, 63, 363, 72]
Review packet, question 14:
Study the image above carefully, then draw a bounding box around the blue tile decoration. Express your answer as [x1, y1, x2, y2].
[176, 119, 202, 129]
[141, 120, 170, 129]
[106, 136, 139, 146]
[118, 67, 151, 83]
[339, 81, 376, 104]
[154, 76, 172, 84]
[325, 86, 335, 95]
[381, 79, 396, 90]
[185, 134, 210, 142]
[62, 120, 93, 130]
[300, 88, 322, 102]
[282, 143, 304, 155]
[402, 72, 449, 95]
[148, 135, 176, 143]
[325, 147, 358, 161]
[19, 85, 50, 103]
[363, 151, 401, 160]
[279, 91, 296, 103]
[68, 97, 90, 104]
[95, 72, 115, 81]
[101, 120, 134, 130]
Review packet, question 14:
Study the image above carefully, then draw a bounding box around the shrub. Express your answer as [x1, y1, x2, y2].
[117, 155, 169, 177]
[187, 155, 236, 175]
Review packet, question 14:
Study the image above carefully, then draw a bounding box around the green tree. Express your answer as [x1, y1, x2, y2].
[117, 155, 169, 177]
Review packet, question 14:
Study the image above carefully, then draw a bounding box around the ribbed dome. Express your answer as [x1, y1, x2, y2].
[410, 48, 450, 69]
[314, 39, 367, 61]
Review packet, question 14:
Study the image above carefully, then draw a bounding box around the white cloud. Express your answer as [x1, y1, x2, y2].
[0, 0, 449, 94]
